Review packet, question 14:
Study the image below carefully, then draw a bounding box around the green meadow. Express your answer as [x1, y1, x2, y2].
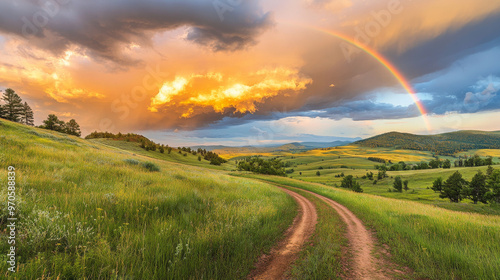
[3, 118, 500, 279]
[229, 147, 500, 215]
[237, 174, 500, 280]
[0, 120, 295, 279]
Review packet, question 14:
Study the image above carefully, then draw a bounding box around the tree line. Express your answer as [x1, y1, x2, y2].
[236, 156, 286, 176]
[38, 114, 81, 136]
[85, 132, 227, 165]
[1, 88, 81, 136]
[375, 155, 494, 172]
[178, 147, 227, 165]
[431, 166, 500, 204]
[356, 131, 500, 156]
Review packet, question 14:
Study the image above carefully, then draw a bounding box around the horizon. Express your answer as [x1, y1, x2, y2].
[1, 0, 499, 146]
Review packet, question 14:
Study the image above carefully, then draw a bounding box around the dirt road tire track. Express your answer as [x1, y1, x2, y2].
[294, 187, 390, 280]
[249, 187, 318, 280]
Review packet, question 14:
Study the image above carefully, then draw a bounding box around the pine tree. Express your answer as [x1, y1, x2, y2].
[486, 170, 500, 203]
[403, 180, 409, 191]
[431, 177, 443, 192]
[1, 88, 24, 122]
[65, 119, 81, 137]
[487, 165, 494, 177]
[42, 114, 65, 132]
[465, 171, 488, 204]
[20, 102, 35, 126]
[393, 176, 403, 192]
[440, 171, 467, 203]
[352, 181, 363, 193]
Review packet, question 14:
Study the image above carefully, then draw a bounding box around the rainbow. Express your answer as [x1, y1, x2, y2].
[289, 23, 432, 131]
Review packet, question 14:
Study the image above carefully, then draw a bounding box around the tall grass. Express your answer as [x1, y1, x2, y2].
[287, 188, 345, 279]
[0, 120, 296, 279]
[240, 174, 500, 280]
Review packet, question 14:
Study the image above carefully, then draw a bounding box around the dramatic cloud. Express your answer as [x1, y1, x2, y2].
[148, 68, 312, 117]
[1, 0, 500, 140]
[0, 0, 273, 64]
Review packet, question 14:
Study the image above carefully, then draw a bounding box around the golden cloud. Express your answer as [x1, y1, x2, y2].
[148, 68, 312, 117]
[46, 71, 103, 103]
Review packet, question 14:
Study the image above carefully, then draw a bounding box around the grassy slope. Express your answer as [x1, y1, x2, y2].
[237, 174, 500, 280]
[90, 138, 236, 171]
[0, 120, 295, 279]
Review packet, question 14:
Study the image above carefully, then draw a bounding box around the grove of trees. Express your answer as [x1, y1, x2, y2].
[431, 168, 500, 204]
[339, 175, 363, 192]
[374, 155, 494, 172]
[237, 156, 286, 176]
[38, 114, 81, 137]
[0, 88, 34, 126]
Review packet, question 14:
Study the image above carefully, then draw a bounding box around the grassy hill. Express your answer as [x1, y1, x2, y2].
[214, 141, 353, 159]
[90, 138, 235, 171]
[355, 130, 500, 156]
[0, 120, 295, 279]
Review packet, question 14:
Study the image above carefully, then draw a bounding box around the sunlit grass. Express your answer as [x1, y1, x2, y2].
[239, 174, 500, 280]
[0, 120, 296, 279]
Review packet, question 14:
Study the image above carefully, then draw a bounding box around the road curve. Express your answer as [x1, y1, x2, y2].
[249, 187, 318, 280]
[296, 187, 389, 280]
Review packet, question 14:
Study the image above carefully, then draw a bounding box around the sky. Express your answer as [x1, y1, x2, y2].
[0, 0, 499, 146]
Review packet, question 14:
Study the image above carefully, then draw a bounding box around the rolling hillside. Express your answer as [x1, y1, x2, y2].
[355, 130, 500, 156]
[0, 120, 295, 279]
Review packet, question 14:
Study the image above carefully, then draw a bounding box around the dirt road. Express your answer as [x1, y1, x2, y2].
[297, 188, 390, 280]
[249, 187, 318, 280]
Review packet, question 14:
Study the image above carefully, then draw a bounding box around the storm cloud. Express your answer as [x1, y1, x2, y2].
[0, 0, 273, 64]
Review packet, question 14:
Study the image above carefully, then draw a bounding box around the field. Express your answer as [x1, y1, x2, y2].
[0, 120, 295, 279]
[3, 119, 500, 279]
[226, 145, 500, 215]
[237, 174, 500, 280]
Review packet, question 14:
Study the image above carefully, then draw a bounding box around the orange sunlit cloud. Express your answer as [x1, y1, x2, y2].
[148, 68, 313, 117]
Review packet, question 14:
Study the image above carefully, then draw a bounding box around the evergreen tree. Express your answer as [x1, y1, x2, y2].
[487, 165, 494, 177]
[340, 175, 355, 188]
[465, 171, 488, 204]
[20, 102, 35, 126]
[393, 176, 403, 192]
[442, 159, 451, 169]
[316, 171, 321, 176]
[42, 114, 65, 132]
[1, 88, 24, 122]
[431, 177, 443, 192]
[440, 171, 467, 203]
[65, 119, 81, 136]
[352, 181, 363, 193]
[403, 180, 409, 191]
[486, 170, 500, 204]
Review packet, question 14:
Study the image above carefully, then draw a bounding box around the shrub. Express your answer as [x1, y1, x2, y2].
[141, 162, 160, 172]
[124, 158, 139, 165]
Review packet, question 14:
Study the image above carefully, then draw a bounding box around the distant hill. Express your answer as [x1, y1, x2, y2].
[355, 130, 500, 156]
[208, 140, 356, 156]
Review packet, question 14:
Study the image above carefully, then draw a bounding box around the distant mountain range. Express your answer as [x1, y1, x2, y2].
[355, 130, 500, 156]
[190, 139, 360, 152]
[190, 130, 500, 157]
